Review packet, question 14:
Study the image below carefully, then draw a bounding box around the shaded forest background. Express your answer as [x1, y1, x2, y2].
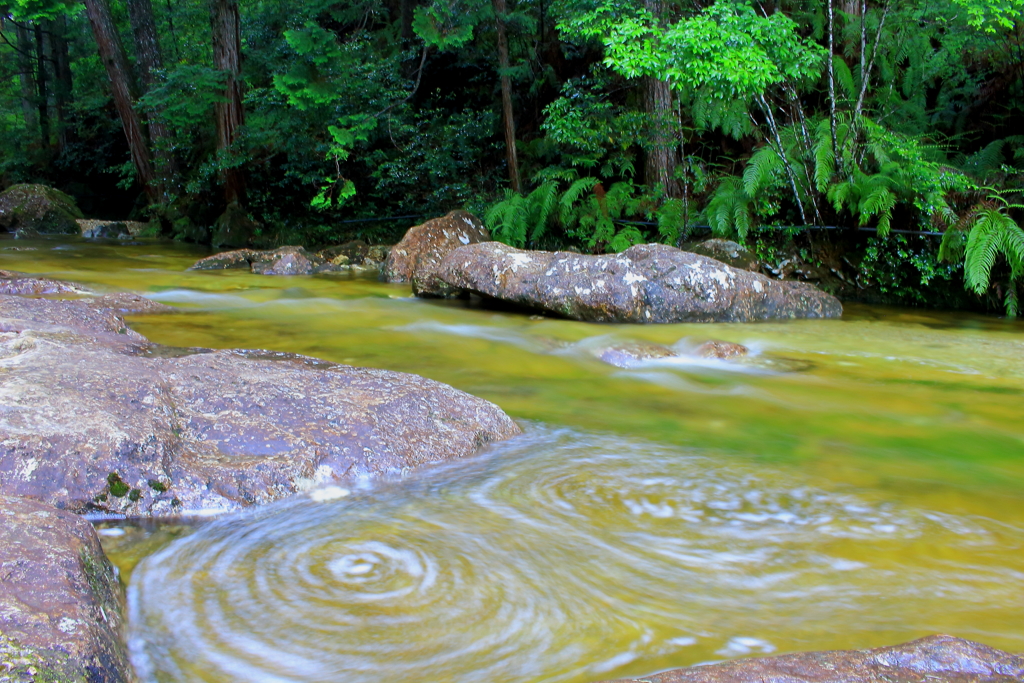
[1, 0, 1022, 311]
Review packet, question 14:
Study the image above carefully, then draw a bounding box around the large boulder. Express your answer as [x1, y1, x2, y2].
[0, 290, 520, 517]
[439, 242, 842, 323]
[383, 210, 491, 297]
[601, 635, 1024, 683]
[0, 495, 131, 683]
[0, 269, 92, 296]
[0, 184, 84, 237]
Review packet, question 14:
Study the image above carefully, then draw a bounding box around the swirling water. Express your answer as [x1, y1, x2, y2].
[3, 236, 1024, 682]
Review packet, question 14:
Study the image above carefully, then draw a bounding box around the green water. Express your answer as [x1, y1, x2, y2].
[3, 235, 1023, 682]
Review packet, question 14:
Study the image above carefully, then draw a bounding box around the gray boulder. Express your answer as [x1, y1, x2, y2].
[0, 184, 83, 237]
[384, 210, 491, 297]
[439, 242, 842, 323]
[0, 495, 131, 683]
[686, 238, 760, 272]
[601, 635, 1024, 683]
[0, 291, 520, 517]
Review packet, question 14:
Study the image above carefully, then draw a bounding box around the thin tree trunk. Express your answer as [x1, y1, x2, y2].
[210, 0, 246, 206]
[757, 94, 807, 226]
[33, 24, 51, 148]
[127, 0, 178, 197]
[84, 0, 159, 202]
[826, 0, 840, 172]
[49, 16, 74, 154]
[14, 22, 38, 138]
[643, 0, 679, 196]
[492, 0, 521, 193]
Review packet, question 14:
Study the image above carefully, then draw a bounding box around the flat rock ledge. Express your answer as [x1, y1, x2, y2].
[0, 495, 131, 683]
[600, 635, 1024, 683]
[439, 242, 842, 323]
[0, 277, 520, 517]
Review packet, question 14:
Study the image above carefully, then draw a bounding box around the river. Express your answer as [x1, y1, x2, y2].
[3, 236, 1023, 683]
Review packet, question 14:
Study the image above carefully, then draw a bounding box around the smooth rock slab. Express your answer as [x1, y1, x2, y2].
[0, 294, 520, 516]
[440, 242, 842, 323]
[0, 495, 130, 683]
[383, 210, 491, 297]
[601, 635, 1024, 683]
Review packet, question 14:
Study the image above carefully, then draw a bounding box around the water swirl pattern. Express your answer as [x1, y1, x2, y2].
[128, 426, 1024, 683]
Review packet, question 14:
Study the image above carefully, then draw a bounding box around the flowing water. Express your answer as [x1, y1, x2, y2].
[3, 235, 1023, 682]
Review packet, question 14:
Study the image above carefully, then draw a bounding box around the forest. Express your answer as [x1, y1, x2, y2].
[1, 0, 1022, 313]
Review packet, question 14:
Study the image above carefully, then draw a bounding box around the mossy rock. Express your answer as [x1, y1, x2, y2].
[0, 184, 84, 237]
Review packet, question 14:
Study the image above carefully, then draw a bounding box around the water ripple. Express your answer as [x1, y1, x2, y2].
[128, 426, 1024, 683]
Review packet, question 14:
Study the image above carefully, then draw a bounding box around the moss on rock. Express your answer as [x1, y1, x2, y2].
[0, 184, 83, 237]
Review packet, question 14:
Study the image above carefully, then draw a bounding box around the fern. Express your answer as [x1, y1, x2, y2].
[941, 198, 1024, 317]
[706, 176, 753, 241]
[742, 146, 784, 197]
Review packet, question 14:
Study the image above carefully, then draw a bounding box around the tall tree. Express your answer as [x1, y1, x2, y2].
[126, 0, 178, 194]
[492, 0, 521, 193]
[83, 0, 159, 202]
[642, 0, 678, 196]
[48, 15, 74, 153]
[32, 22, 50, 146]
[209, 0, 245, 207]
[13, 20, 38, 140]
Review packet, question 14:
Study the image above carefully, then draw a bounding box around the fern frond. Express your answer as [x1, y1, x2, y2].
[559, 176, 599, 228]
[742, 146, 783, 197]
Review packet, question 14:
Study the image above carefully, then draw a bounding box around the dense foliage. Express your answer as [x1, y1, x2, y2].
[1, 0, 1022, 311]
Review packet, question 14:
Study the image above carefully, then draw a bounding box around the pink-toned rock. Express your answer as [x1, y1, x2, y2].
[0, 495, 130, 682]
[601, 635, 1024, 683]
[383, 210, 491, 297]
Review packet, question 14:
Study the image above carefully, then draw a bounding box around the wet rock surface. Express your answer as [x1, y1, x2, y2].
[602, 635, 1024, 683]
[319, 240, 390, 269]
[0, 291, 520, 516]
[686, 238, 760, 272]
[440, 242, 843, 323]
[0, 495, 130, 683]
[0, 184, 84, 238]
[383, 210, 491, 297]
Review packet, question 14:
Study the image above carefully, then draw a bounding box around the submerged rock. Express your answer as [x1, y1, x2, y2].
[0, 292, 520, 516]
[78, 219, 148, 239]
[602, 635, 1024, 683]
[319, 240, 391, 269]
[384, 210, 491, 297]
[686, 238, 760, 272]
[0, 495, 131, 683]
[440, 242, 842, 323]
[189, 244, 389, 276]
[597, 341, 679, 368]
[0, 184, 84, 237]
[695, 340, 749, 359]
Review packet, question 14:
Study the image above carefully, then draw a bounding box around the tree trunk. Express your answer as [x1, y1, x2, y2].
[210, 0, 246, 207]
[48, 16, 74, 154]
[13, 21, 38, 139]
[33, 24, 51, 148]
[642, 0, 678, 197]
[492, 0, 521, 193]
[127, 0, 179, 196]
[83, 0, 159, 203]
